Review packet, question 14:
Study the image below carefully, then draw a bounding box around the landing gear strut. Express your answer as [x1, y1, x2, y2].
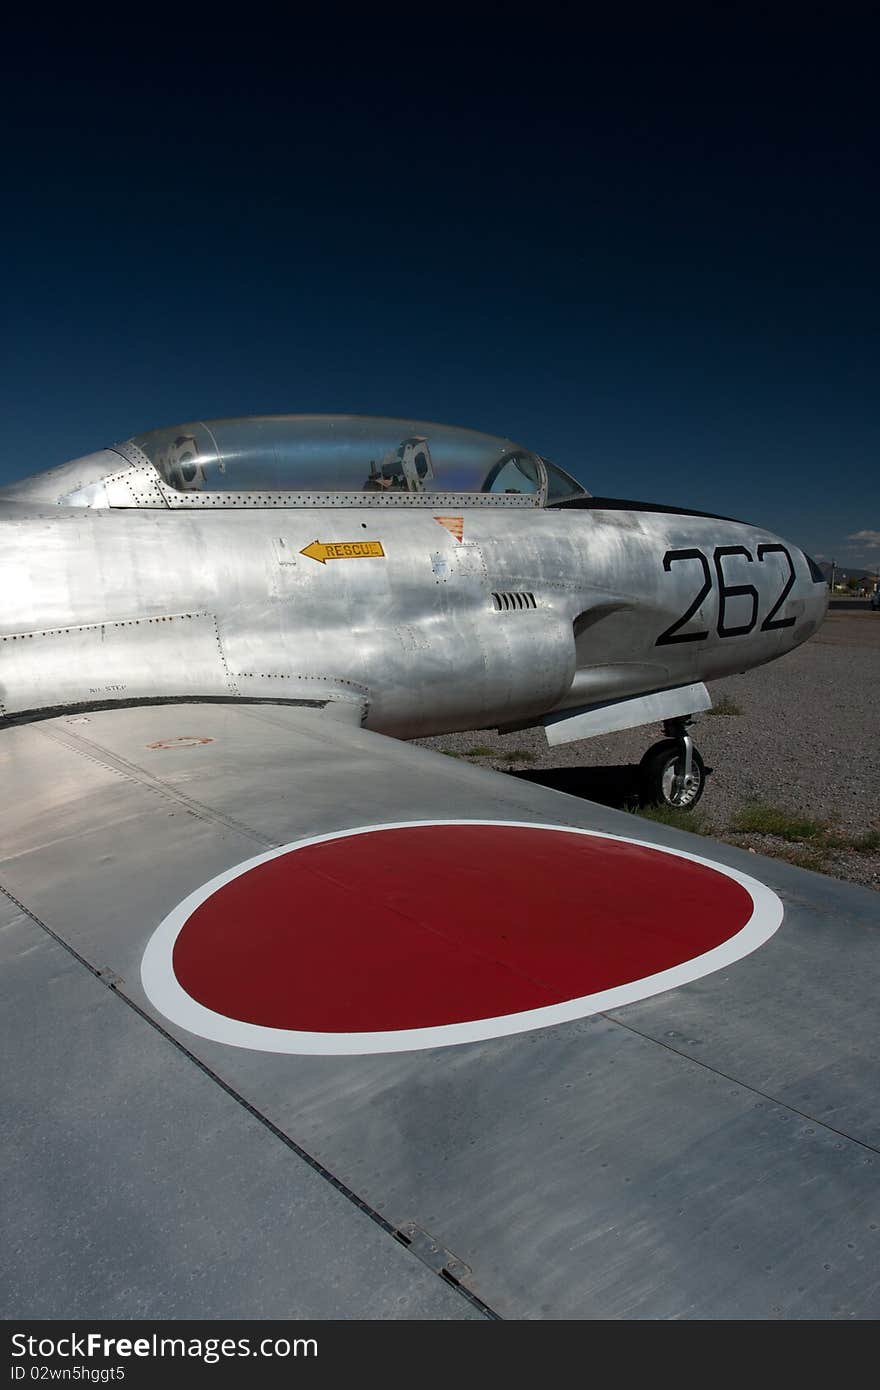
[639, 716, 706, 810]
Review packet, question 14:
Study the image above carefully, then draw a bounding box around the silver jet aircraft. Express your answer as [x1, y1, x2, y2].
[4, 415, 877, 1324]
[0, 414, 827, 805]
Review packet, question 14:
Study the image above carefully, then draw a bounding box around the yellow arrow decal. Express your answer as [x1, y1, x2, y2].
[300, 539, 386, 565]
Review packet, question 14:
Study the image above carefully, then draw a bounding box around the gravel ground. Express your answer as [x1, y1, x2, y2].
[416, 610, 880, 890]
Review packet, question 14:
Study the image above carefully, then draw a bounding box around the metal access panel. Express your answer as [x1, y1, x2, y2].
[1, 612, 234, 716]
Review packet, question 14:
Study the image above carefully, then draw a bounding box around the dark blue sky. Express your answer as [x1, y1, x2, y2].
[2, 18, 877, 571]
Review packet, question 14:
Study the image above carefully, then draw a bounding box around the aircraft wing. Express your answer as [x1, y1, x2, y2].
[2, 701, 878, 1320]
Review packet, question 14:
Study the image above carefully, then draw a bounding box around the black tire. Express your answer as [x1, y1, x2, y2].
[639, 739, 706, 810]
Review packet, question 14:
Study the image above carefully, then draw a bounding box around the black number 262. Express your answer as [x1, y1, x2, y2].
[656, 544, 796, 646]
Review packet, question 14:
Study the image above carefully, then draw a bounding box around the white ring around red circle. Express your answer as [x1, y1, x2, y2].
[140, 819, 784, 1056]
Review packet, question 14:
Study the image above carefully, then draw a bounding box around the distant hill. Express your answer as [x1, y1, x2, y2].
[815, 559, 879, 590]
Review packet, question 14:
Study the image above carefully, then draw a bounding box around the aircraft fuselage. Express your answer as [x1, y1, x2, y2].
[0, 500, 827, 736]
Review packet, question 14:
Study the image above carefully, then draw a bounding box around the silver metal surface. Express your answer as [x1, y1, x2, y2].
[1, 703, 877, 1319]
[0, 415, 848, 1320]
[0, 415, 827, 744]
[154, 485, 540, 509]
[0, 886, 476, 1321]
[542, 682, 711, 743]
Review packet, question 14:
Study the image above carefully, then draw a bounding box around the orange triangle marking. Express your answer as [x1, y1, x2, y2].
[434, 515, 464, 542]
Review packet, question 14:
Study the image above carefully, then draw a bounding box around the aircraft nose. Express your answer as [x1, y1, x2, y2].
[798, 549, 829, 637]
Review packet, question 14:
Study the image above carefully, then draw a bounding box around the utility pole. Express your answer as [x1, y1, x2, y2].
[830, 558, 836, 592]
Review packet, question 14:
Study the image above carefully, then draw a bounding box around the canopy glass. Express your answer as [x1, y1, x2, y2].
[121, 415, 586, 502]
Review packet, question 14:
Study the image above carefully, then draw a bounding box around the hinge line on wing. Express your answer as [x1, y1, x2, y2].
[0, 879, 502, 1322]
[601, 1012, 880, 1159]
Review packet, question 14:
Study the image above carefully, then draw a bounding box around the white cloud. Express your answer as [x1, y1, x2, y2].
[848, 529, 880, 548]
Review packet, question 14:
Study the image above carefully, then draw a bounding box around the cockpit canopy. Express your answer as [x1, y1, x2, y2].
[2, 415, 588, 509]
[123, 415, 585, 504]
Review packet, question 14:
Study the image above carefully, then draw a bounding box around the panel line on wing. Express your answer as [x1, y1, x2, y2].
[602, 1012, 880, 1159]
[0, 881, 501, 1319]
[36, 723, 280, 850]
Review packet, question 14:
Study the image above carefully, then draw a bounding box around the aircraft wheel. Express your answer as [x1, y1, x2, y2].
[639, 739, 706, 810]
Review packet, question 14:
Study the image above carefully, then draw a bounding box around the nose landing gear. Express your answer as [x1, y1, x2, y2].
[639, 716, 706, 810]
